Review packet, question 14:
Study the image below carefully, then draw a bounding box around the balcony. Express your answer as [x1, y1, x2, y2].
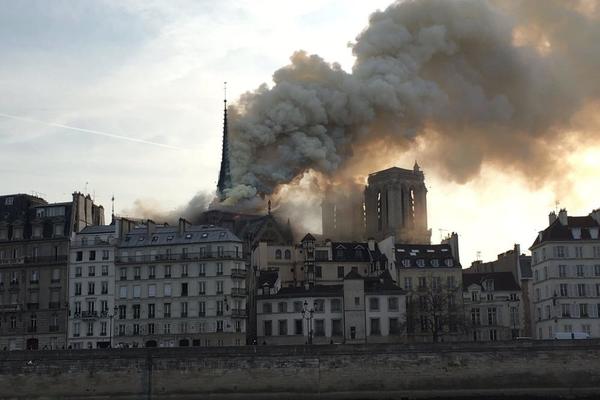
[0, 304, 21, 312]
[231, 308, 247, 318]
[231, 269, 247, 279]
[26, 303, 39, 310]
[114, 251, 244, 264]
[230, 288, 247, 297]
[0, 255, 68, 266]
[81, 311, 98, 320]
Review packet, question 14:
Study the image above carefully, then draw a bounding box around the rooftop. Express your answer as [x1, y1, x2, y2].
[395, 243, 460, 268]
[120, 225, 241, 247]
[462, 272, 521, 292]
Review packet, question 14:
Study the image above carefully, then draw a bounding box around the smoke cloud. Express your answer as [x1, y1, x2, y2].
[224, 0, 600, 205]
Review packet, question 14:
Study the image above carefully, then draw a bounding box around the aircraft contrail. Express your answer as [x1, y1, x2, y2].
[0, 112, 181, 150]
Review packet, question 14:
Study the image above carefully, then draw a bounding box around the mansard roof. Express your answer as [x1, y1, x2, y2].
[120, 225, 241, 247]
[462, 272, 521, 292]
[331, 242, 383, 262]
[395, 243, 460, 268]
[258, 284, 343, 299]
[531, 215, 600, 248]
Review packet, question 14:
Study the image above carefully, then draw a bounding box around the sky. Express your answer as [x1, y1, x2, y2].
[1, 0, 599, 266]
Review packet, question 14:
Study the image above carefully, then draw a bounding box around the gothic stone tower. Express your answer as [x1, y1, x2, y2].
[364, 163, 431, 244]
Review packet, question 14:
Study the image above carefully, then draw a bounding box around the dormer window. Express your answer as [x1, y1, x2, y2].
[201, 233, 208, 239]
[484, 280, 494, 292]
[166, 235, 174, 241]
[355, 249, 363, 258]
[572, 228, 582, 239]
[219, 232, 226, 238]
[416, 259, 425, 268]
[431, 259, 439, 267]
[336, 249, 344, 259]
[402, 259, 411, 268]
[444, 258, 454, 267]
[185, 233, 193, 239]
[152, 236, 159, 242]
[138, 236, 144, 241]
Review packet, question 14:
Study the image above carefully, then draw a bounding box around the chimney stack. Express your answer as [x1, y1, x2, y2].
[146, 219, 156, 237]
[548, 211, 557, 225]
[558, 209, 568, 225]
[178, 218, 191, 236]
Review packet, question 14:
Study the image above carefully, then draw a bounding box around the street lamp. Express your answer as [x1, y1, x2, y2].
[110, 305, 118, 348]
[301, 300, 314, 345]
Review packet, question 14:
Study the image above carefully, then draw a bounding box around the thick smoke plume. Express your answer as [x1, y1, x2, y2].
[224, 0, 600, 206]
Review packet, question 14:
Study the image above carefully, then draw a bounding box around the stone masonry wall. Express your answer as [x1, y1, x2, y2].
[1, 340, 600, 399]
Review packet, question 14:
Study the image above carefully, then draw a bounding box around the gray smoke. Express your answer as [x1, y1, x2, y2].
[223, 0, 600, 204]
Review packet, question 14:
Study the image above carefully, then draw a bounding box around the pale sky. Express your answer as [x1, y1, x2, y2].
[1, 0, 598, 266]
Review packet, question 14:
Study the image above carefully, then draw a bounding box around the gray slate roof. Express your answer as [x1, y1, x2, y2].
[120, 225, 241, 248]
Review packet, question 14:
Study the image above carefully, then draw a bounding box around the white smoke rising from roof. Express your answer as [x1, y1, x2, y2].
[223, 0, 600, 204]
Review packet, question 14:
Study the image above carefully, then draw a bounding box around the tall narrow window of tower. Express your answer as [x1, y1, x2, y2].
[385, 190, 390, 228]
[400, 187, 406, 228]
[409, 187, 416, 227]
[377, 191, 382, 231]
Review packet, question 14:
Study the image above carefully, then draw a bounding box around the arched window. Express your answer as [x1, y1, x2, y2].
[284, 249, 291, 259]
[275, 249, 282, 259]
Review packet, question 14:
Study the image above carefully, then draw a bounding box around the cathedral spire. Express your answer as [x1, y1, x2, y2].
[217, 82, 233, 200]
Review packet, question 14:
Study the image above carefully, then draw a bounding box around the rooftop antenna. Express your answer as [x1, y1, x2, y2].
[476, 251, 482, 261]
[111, 194, 115, 220]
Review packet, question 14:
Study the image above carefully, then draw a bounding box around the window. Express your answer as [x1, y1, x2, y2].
[263, 303, 272, 314]
[181, 302, 188, 318]
[217, 246, 224, 257]
[471, 308, 480, 325]
[314, 299, 325, 312]
[447, 276, 456, 289]
[198, 301, 206, 316]
[181, 264, 188, 277]
[331, 299, 341, 312]
[120, 268, 127, 281]
[595, 265, 600, 277]
[489, 329, 497, 341]
[148, 323, 155, 334]
[133, 304, 140, 319]
[369, 297, 380, 311]
[89, 251, 96, 261]
[577, 265, 585, 277]
[370, 318, 381, 335]
[164, 265, 171, 278]
[418, 277, 426, 289]
[596, 284, 600, 297]
[101, 300, 108, 313]
[416, 259, 425, 268]
[102, 250, 109, 260]
[278, 320, 287, 335]
[559, 265, 567, 277]
[181, 283, 188, 297]
[555, 246, 566, 258]
[164, 303, 171, 318]
[199, 264, 205, 276]
[388, 297, 399, 311]
[578, 284, 586, 297]
[73, 322, 80, 337]
[294, 319, 303, 335]
[216, 263, 223, 276]
[354, 297, 360, 306]
[293, 301, 303, 312]
[389, 318, 400, 335]
[264, 320, 272, 336]
[101, 265, 108, 276]
[432, 276, 441, 290]
[487, 307, 497, 325]
[164, 283, 172, 297]
[101, 281, 108, 295]
[277, 302, 287, 313]
[148, 304, 155, 318]
[337, 266, 344, 279]
[216, 281, 223, 294]
[100, 321, 107, 336]
[580, 303, 589, 317]
[284, 250, 291, 259]
[275, 249, 282, 259]
[198, 281, 206, 295]
[561, 304, 571, 317]
[404, 277, 412, 290]
[164, 323, 171, 334]
[87, 282, 95, 295]
[314, 319, 325, 336]
[118, 305, 126, 319]
[560, 284, 568, 297]
[575, 246, 584, 258]
[133, 285, 141, 298]
[315, 266, 322, 278]
[148, 284, 156, 297]
[75, 267, 82, 277]
[134, 267, 141, 280]
[148, 266, 155, 279]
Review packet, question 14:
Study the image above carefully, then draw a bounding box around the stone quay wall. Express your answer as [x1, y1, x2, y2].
[1, 340, 600, 399]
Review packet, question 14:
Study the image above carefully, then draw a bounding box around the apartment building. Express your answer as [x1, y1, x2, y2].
[256, 270, 405, 345]
[0, 193, 103, 350]
[67, 219, 135, 349]
[462, 272, 522, 341]
[530, 209, 600, 339]
[114, 220, 247, 347]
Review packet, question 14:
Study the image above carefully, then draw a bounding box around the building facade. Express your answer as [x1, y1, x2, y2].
[462, 272, 522, 341]
[256, 270, 405, 345]
[114, 220, 247, 347]
[0, 193, 103, 350]
[530, 209, 600, 339]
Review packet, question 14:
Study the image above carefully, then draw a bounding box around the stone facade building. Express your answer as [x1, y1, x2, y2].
[462, 272, 523, 341]
[256, 270, 405, 345]
[0, 193, 103, 350]
[113, 220, 247, 347]
[67, 219, 135, 349]
[530, 209, 600, 339]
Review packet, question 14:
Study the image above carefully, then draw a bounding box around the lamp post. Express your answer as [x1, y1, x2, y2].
[301, 300, 314, 345]
[110, 305, 118, 348]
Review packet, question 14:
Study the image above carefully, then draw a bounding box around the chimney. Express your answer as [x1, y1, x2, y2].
[178, 218, 191, 236]
[558, 209, 568, 225]
[146, 219, 156, 237]
[367, 237, 376, 252]
[441, 232, 460, 266]
[590, 209, 600, 225]
[548, 211, 557, 225]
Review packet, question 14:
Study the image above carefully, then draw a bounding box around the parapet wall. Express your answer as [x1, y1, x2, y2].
[1, 340, 600, 399]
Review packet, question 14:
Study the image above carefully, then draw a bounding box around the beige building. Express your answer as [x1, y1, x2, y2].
[114, 220, 247, 347]
[530, 209, 600, 339]
[256, 270, 405, 345]
[0, 193, 103, 350]
[462, 272, 523, 341]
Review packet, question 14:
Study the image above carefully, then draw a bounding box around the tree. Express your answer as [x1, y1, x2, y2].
[404, 275, 468, 343]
